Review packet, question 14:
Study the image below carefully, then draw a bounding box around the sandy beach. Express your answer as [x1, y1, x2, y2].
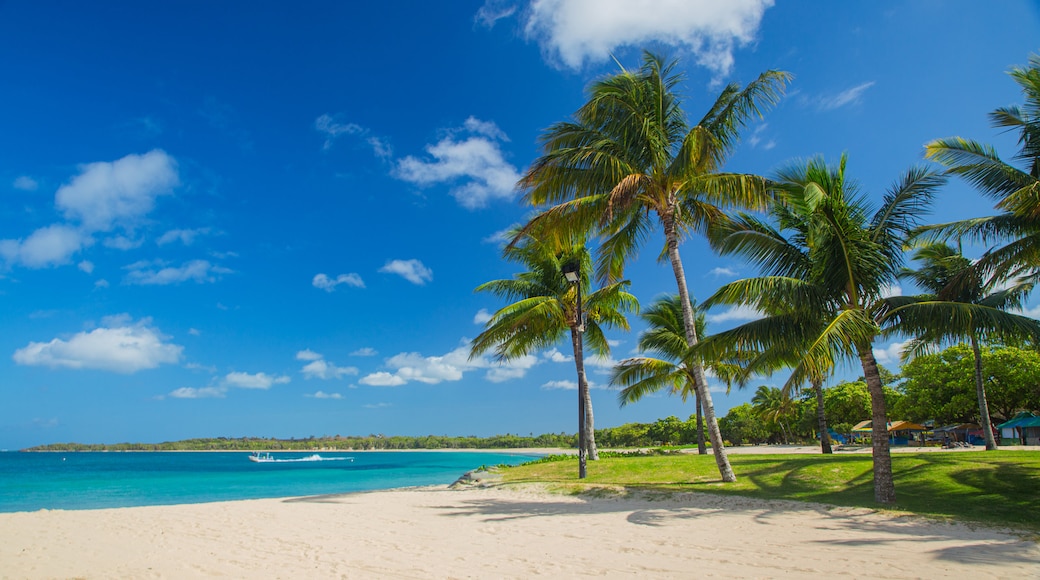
[2, 481, 1037, 579]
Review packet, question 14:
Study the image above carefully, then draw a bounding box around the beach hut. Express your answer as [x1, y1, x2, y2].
[887, 421, 927, 446]
[933, 423, 985, 445]
[997, 412, 1040, 444]
[850, 420, 873, 443]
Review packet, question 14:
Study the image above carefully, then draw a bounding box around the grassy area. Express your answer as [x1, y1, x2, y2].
[501, 451, 1040, 532]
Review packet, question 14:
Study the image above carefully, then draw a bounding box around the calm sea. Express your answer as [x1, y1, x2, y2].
[0, 450, 540, 513]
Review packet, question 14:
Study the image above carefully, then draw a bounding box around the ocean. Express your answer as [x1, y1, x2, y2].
[0, 450, 541, 513]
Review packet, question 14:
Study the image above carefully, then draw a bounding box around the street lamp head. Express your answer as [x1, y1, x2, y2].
[561, 261, 580, 284]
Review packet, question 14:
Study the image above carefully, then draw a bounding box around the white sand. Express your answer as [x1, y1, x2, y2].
[1, 484, 1036, 579]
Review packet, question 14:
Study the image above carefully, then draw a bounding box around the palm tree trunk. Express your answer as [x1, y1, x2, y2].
[970, 336, 998, 451]
[696, 391, 706, 455]
[569, 326, 597, 467]
[857, 347, 896, 504]
[814, 378, 833, 454]
[663, 212, 736, 482]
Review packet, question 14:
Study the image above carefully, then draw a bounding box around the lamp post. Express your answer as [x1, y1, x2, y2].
[561, 261, 587, 479]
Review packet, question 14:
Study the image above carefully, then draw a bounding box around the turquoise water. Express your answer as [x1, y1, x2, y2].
[0, 451, 539, 513]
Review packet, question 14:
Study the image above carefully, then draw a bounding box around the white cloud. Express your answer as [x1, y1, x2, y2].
[544, 347, 573, 363]
[124, 259, 232, 285]
[542, 379, 577, 390]
[359, 371, 407, 387]
[94, 279, 110, 288]
[473, 308, 493, 325]
[224, 371, 291, 390]
[0, 224, 92, 268]
[482, 227, 514, 245]
[103, 235, 143, 250]
[1015, 304, 1040, 319]
[13, 316, 183, 373]
[811, 81, 876, 111]
[78, 260, 94, 274]
[360, 342, 537, 386]
[55, 150, 179, 232]
[706, 305, 763, 325]
[157, 228, 211, 246]
[873, 340, 909, 366]
[475, 0, 517, 27]
[350, 347, 378, 357]
[313, 272, 365, 291]
[301, 359, 359, 380]
[188, 328, 201, 336]
[169, 386, 226, 399]
[296, 349, 323, 361]
[379, 259, 433, 285]
[881, 284, 902, 298]
[394, 117, 520, 209]
[315, 114, 392, 158]
[306, 391, 343, 400]
[523, 0, 773, 76]
[364, 402, 392, 409]
[13, 175, 38, 191]
[709, 266, 737, 277]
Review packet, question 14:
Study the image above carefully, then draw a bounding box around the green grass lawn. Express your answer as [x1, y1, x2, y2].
[501, 451, 1040, 532]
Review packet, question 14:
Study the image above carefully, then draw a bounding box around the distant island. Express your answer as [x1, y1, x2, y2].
[22, 420, 688, 452]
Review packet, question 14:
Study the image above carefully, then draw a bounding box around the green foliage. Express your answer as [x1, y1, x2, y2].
[899, 343, 1040, 423]
[718, 403, 771, 445]
[502, 452, 1040, 530]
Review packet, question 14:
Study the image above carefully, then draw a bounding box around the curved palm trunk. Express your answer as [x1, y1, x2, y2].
[569, 327, 598, 470]
[857, 347, 896, 504]
[970, 336, 998, 450]
[814, 378, 833, 454]
[663, 213, 736, 482]
[696, 391, 706, 455]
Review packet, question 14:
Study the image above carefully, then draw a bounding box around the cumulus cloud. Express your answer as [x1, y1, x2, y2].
[544, 348, 573, 363]
[13, 175, 38, 191]
[55, 149, 179, 231]
[379, 259, 433, 285]
[359, 342, 537, 386]
[224, 371, 291, 390]
[13, 316, 183, 373]
[306, 391, 344, 399]
[0, 224, 93, 268]
[881, 284, 902, 298]
[350, 347, 378, 357]
[394, 117, 520, 209]
[873, 340, 910, 366]
[78, 260, 94, 274]
[542, 378, 603, 390]
[809, 81, 876, 111]
[169, 386, 226, 399]
[157, 228, 211, 246]
[522, 0, 773, 76]
[706, 305, 763, 325]
[312, 272, 365, 291]
[124, 259, 232, 285]
[473, 308, 493, 324]
[301, 359, 359, 380]
[296, 349, 323, 361]
[709, 266, 737, 277]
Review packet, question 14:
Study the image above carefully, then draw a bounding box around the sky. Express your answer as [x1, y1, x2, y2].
[1, 1, 1038, 449]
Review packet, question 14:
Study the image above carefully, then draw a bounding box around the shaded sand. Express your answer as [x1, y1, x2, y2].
[1, 485, 1036, 579]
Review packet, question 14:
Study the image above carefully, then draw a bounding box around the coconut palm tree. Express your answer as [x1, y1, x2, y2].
[702, 154, 945, 504]
[751, 385, 798, 444]
[889, 242, 1040, 450]
[470, 232, 637, 468]
[517, 51, 791, 483]
[610, 295, 744, 455]
[923, 54, 1040, 280]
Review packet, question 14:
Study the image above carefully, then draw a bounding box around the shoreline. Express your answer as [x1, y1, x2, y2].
[2, 483, 1036, 578]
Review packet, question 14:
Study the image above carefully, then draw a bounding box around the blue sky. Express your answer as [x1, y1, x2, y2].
[2, 1, 1038, 449]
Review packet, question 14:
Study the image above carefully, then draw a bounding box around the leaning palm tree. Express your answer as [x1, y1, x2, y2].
[470, 231, 637, 465]
[751, 385, 798, 444]
[610, 295, 744, 455]
[517, 51, 791, 482]
[923, 54, 1040, 280]
[888, 242, 1040, 450]
[702, 154, 945, 504]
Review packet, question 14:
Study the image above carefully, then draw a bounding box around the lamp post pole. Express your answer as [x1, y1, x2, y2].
[562, 262, 587, 479]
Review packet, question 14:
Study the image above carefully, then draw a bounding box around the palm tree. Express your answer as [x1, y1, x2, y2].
[889, 242, 1040, 450]
[751, 385, 798, 444]
[702, 154, 945, 504]
[923, 54, 1040, 280]
[610, 295, 744, 455]
[470, 232, 638, 466]
[517, 51, 791, 483]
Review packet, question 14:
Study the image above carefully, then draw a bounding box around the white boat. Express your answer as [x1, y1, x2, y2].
[248, 451, 353, 463]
